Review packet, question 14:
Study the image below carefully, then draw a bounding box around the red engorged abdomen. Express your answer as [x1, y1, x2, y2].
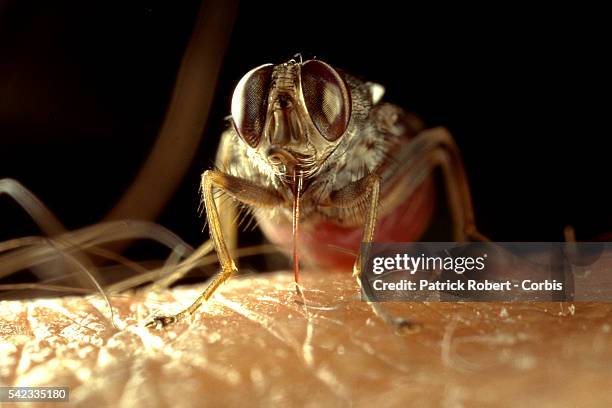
[259, 176, 436, 272]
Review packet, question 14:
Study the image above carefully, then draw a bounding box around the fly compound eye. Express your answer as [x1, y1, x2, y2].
[300, 60, 351, 142]
[231, 64, 274, 148]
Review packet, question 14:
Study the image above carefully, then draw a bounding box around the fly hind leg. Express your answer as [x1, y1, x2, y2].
[399, 127, 488, 242]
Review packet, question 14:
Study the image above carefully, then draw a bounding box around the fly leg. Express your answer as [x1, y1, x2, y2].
[149, 132, 240, 291]
[145, 170, 283, 328]
[327, 126, 489, 332]
[328, 174, 415, 331]
[215, 132, 239, 259]
[389, 127, 488, 242]
[372, 126, 489, 330]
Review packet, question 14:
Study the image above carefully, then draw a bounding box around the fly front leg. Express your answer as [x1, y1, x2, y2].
[327, 126, 489, 333]
[215, 131, 239, 258]
[145, 170, 283, 328]
[329, 174, 416, 332]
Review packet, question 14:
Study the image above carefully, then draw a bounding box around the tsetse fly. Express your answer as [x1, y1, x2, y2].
[146, 57, 487, 330]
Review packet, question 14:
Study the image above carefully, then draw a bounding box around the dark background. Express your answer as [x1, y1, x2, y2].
[1, 1, 609, 257]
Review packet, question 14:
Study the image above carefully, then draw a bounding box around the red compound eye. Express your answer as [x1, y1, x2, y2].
[300, 60, 351, 142]
[231, 64, 274, 147]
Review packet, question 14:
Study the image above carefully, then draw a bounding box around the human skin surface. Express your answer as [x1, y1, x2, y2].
[1, 270, 611, 407]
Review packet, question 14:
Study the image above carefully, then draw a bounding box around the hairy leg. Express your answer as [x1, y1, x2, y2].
[147, 132, 240, 290]
[146, 170, 284, 327]
[327, 126, 488, 332]
[215, 131, 240, 258]
[328, 174, 412, 330]
[377, 127, 488, 243]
